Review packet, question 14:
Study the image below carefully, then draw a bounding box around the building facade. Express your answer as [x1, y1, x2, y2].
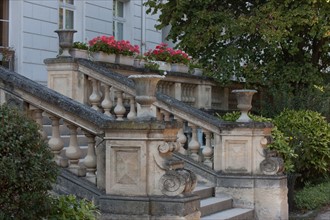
[1, 0, 164, 85]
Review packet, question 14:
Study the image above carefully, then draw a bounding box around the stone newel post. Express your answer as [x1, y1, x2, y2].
[99, 74, 200, 219]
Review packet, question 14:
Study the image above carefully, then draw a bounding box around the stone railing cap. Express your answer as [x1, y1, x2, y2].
[0, 66, 114, 128]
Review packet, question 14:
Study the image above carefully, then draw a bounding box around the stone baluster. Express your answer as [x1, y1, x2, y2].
[182, 84, 187, 102]
[156, 107, 163, 121]
[84, 132, 97, 183]
[188, 123, 200, 161]
[189, 85, 196, 104]
[165, 82, 170, 95]
[101, 84, 113, 116]
[48, 115, 67, 167]
[126, 95, 137, 120]
[175, 117, 187, 155]
[65, 124, 84, 176]
[114, 89, 126, 120]
[202, 130, 213, 167]
[158, 83, 163, 93]
[89, 77, 102, 111]
[32, 108, 47, 140]
[163, 110, 171, 122]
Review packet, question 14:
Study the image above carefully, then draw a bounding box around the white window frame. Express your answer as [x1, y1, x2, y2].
[59, 0, 75, 29]
[113, 0, 128, 40]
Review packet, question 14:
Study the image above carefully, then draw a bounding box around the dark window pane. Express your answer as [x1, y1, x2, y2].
[0, 0, 9, 20]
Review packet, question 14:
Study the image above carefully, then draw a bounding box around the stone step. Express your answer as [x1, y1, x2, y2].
[193, 185, 214, 199]
[201, 208, 254, 220]
[200, 196, 233, 217]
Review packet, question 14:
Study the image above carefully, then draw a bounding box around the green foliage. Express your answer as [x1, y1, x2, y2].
[0, 105, 58, 219]
[145, 0, 330, 117]
[274, 109, 330, 182]
[144, 61, 160, 71]
[218, 112, 297, 172]
[259, 83, 330, 120]
[73, 42, 89, 50]
[145, 0, 329, 84]
[47, 195, 99, 220]
[294, 180, 330, 210]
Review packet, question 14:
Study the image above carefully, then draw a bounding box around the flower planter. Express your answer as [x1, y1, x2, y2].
[171, 63, 189, 73]
[92, 51, 116, 63]
[133, 59, 146, 68]
[70, 48, 89, 59]
[154, 61, 171, 71]
[232, 89, 257, 122]
[116, 54, 135, 66]
[192, 68, 203, 76]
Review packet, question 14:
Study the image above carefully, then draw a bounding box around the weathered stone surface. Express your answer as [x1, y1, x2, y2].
[216, 175, 288, 220]
[0, 65, 114, 128]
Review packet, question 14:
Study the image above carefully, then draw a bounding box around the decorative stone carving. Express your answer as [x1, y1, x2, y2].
[159, 169, 196, 196]
[158, 141, 177, 154]
[260, 149, 284, 175]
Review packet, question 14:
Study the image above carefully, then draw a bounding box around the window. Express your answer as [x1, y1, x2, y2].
[59, 0, 75, 29]
[0, 0, 9, 47]
[113, 0, 126, 40]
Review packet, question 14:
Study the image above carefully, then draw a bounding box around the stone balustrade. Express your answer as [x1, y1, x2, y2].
[0, 57, 288, 219]
[44, 57, 274, 175]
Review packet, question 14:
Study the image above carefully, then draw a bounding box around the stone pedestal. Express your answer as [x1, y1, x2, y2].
[99, 195, 200, 220]
[45, 58, 89, 104]
[102, 120, 199, 219]
[216, 175, 288, 220]
[213, 126, 272, 174]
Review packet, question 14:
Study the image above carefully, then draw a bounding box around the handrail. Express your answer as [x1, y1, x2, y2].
[0, 66, 114, 135]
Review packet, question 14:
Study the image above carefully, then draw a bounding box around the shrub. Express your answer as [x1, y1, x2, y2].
[73, 41, 89, 50]
[274, 109, 330, 183]
[47, 195, 99, 220]
[0, 105, 58, 219]
[294, 180, 330, 210]
[218, 112, 297, 173]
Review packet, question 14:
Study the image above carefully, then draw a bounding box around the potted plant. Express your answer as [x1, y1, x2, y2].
[144, 43, 190, 73]
[70, 41, 89, 59]
[89, 35, 118, 63]
[133, 55, 146, 68]
[115, 40, 140, 66]
[189, 62, 204, 76]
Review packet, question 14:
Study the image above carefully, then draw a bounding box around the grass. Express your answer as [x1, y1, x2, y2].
[294, 179, 330, 211]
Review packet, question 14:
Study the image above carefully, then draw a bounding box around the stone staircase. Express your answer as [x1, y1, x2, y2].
[43, 115, 254, 219]
[194, 185, 254, 219]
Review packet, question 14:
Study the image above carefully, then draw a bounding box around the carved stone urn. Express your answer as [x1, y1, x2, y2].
[55, 29, 77, 57]
[232, 89, 257, 122]
[128, 74, 164, 118]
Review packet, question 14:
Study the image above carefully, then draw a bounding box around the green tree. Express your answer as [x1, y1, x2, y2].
[145, 0, 330, 117]
[0, 105, 58, 219]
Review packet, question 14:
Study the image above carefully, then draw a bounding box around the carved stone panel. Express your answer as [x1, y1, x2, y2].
[49, 73, 71, 97]
[224, 140, 251, 173]
[106, 143, 146, 196]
